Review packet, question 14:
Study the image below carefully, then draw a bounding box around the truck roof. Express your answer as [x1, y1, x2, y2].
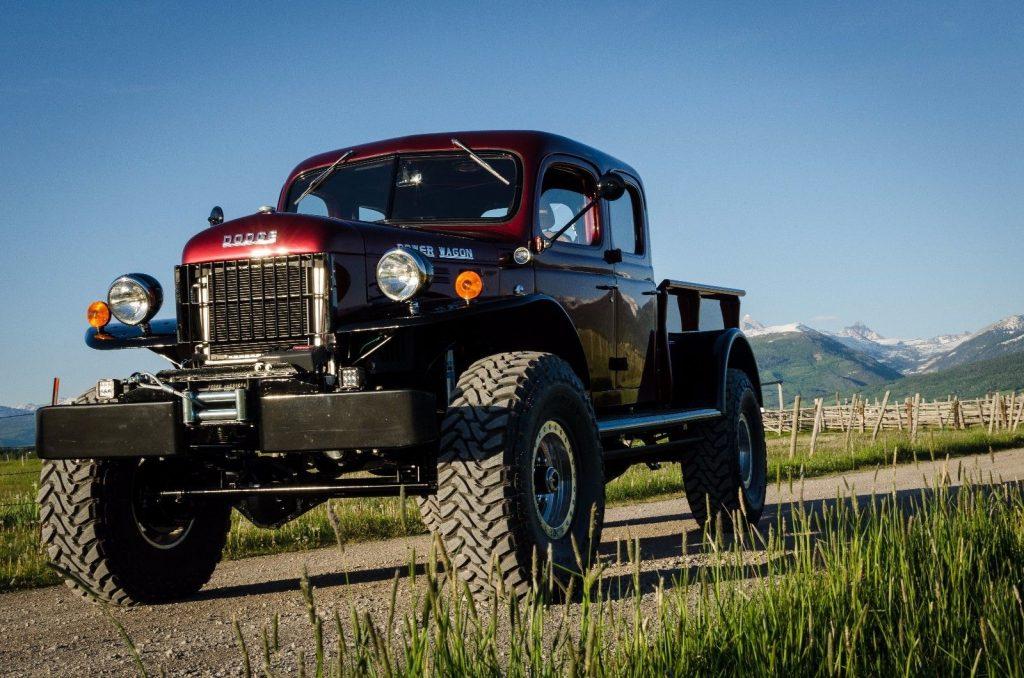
[283, 130, 640, 187]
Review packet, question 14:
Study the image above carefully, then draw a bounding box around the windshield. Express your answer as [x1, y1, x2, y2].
[286, 152, 519, 224]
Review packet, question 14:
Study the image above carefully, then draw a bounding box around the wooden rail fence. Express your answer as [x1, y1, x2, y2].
[761, 387, 1024, 458]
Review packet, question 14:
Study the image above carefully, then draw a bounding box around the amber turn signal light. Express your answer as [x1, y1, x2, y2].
[454, 270, 483, 301]
[87, 300, 111, 329]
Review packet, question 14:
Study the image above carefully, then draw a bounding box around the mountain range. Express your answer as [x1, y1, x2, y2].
[0, 405, 37, 449]
[744, 313, 1024, 401]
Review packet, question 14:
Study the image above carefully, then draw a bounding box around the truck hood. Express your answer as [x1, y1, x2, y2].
[182, 213, 364, 264]
[182, 212, 504, 265]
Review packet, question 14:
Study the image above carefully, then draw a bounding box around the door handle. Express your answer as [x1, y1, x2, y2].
[596, 284, 618, 290]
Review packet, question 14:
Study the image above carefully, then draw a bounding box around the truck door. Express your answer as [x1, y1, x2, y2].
[605, 174, 658, 405]
[533, 158, 619, 405]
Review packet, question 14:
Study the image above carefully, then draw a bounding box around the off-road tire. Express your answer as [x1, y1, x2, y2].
[437, 352, 604, 598]
[38, 391, 232, 605]
[681, 368, 767, 529]
[416, 495, 440, 533]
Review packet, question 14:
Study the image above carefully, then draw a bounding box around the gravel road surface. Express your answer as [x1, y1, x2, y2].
[2, 448, 1022, 676]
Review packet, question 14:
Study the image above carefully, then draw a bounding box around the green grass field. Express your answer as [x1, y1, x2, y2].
[3, 427, 1023, 594]
[243, 477, 1024, 676]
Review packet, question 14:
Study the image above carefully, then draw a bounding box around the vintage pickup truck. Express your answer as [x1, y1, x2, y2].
[37, 131, 766, 604]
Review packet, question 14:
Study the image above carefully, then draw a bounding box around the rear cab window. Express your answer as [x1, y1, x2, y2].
[608, 181, 644, 255]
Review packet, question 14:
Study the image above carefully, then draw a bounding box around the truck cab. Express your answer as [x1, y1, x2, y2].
[37, 131, 767, 604]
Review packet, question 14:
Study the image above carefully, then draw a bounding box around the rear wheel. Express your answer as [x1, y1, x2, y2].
[681, 369, 767, 528]
[436, 352, 604, 598]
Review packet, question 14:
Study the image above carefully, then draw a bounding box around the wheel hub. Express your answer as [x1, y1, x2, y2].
[131, 460, 196, 550]
[532, 420, 577, 540]
[737, 414, 754, 490]
[545, 467, 560, 492]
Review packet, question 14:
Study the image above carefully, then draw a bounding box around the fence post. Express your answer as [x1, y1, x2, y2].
[911, 394, 921, 442]
[988, 393, 998, 435]
[871, 390, 890, 441]
[776, 382, 784, 435]
[809, 398, 823, 456]
[788, 395, 801, 459]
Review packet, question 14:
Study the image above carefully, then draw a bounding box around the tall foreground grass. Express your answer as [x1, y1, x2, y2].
[238, 479, 1024, 676]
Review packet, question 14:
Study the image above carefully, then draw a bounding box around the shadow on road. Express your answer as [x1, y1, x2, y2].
[193, 561, 429, 602]
[194, 480, 1019, 604]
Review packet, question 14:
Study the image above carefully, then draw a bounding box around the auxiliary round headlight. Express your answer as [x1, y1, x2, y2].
[107, 273, 163, 325]
[375, 248, 433, 302]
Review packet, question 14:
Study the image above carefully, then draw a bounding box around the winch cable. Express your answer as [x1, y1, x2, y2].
[129, 372, 196, 405]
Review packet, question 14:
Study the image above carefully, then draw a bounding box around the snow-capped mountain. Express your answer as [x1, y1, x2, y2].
[741, 316, 902, 398]
[831, 323, 924, 373]
[740, 315, 815, 338]
[742, 313, 1022, 376]
[740, 315, 765, 333]
[840, 322, 887, 344]
[918, 314, 1024, 372]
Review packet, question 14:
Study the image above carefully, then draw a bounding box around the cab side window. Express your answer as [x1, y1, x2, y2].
[608, 185, 643, 255]
[538, 165, 600, 246]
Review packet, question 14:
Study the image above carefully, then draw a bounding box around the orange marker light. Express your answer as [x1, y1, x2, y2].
[454, 270, 483, 301]
[87, 301, 111, 329]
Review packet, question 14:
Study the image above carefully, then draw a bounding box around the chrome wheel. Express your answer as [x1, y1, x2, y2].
[737, 414, 754, 490]
[531, 420, 577, 539]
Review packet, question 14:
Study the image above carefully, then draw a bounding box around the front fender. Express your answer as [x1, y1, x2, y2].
[85, 318, 178, 351]
[338, 294, 591, 388]
[713, 328, 763, 408]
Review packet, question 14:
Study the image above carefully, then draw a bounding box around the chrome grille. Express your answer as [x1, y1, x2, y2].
[176, 254, 328, 350]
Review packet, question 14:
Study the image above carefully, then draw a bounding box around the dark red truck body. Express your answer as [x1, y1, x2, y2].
[33, 130, 766, 607]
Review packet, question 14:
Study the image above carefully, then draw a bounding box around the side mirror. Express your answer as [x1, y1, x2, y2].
[208, 206, 224, 226]
[596, 173, 626, 201]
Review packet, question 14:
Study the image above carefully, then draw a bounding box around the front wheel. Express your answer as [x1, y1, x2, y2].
[436, 352, 604, 598]
[681, 368, 767, 528]
[39, 455, 231, 605]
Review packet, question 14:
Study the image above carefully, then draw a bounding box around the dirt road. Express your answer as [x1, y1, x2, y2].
[2, 449, 1022, 677]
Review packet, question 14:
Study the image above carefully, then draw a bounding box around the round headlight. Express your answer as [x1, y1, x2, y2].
[375, 248, 433, 302]
[107, 273, 163, 325]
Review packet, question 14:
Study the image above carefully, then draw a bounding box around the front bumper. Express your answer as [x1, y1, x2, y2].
[36, 390, 438, 460]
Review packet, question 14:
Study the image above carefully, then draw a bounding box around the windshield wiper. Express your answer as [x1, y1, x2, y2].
[450, 138, 510, 186]
[293, 149, 354, 205]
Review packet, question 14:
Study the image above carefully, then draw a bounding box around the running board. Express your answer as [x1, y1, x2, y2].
[597, 408, 721, 436]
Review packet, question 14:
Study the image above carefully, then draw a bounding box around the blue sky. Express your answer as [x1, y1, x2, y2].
[1, 1, 1022, 405]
